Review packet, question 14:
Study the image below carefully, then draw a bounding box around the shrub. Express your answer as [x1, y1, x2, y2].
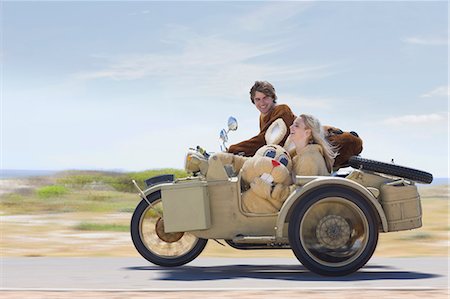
[122, 168, 189, 192]
[55, 168, 189, 193]
[74, 222, 129, 232]
[37, 185, 68, 198]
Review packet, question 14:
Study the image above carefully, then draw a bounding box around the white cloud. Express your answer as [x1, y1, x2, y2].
[382, 113, 447, 125]
[421, 86, 450, 98]
[73, 28, 335, 99]
[237, 2, 313, 31]
[75, 24, 288, 80]
[403, 36, 448, 46]
[284, 94, 333, 111]
[74, 34, 282, 82]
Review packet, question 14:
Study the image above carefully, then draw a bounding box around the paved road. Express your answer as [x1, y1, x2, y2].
[1, 257, 448, 290]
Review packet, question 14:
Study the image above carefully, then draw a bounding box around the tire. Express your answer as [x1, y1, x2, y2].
[348, 156, 433, 184]
[130, 191, 208, 267]
[288, 188, 379, 276]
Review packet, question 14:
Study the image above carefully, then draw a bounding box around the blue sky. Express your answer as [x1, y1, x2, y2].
[1, 1, 449, 177]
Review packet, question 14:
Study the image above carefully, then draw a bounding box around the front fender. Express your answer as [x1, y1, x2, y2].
[143, 182, 172, 198]
[275, 177, 388, 238]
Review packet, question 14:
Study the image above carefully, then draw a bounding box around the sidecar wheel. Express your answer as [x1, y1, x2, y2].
[130, 191, 207, 267]
[288, 188, 378, 276]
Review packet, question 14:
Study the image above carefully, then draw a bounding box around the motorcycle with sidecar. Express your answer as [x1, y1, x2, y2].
[130, 117, 433, 276]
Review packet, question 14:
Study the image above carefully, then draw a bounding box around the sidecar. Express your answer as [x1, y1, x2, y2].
[130, 151, 433, 276]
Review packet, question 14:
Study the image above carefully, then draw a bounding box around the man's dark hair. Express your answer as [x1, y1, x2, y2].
[249, 81, 277, 104]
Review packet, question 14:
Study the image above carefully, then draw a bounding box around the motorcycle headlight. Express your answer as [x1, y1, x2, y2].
[184, 150, 200, 173]
[184, 150, 208, 175]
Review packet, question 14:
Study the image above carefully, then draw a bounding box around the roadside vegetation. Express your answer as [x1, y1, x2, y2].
[1, 169, 188, 214]
[0, 171, 448, 257]
[55, 168, 188, 192]
[74, 222, 129, 232]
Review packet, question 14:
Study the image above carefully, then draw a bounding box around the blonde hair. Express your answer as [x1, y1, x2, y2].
[300, 114, 337, 172]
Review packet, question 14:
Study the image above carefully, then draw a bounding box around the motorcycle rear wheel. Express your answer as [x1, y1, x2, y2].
[130, 191, 208, 267]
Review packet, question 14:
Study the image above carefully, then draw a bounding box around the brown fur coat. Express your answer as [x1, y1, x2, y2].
[323, 126, 363, 169]
[228, 104, 295, 157]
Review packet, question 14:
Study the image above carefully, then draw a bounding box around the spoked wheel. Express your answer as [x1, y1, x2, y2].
[130, 191, 208, 267]
[288, 188, 379, 276]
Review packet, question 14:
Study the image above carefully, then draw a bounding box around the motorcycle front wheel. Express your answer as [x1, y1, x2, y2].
[130, 191, 208, 267]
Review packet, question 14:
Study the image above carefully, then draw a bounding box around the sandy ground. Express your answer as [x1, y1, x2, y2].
[1, 183, 448, 257]
[1, 290, 449, 299]
[1, 180, 449, 298]
[1, 197, 448, 258]
[0, 179, 36, 196]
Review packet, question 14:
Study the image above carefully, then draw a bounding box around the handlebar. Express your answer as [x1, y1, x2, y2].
[196, 146, 210, 159]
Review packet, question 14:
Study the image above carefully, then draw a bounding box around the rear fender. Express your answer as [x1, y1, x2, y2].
[275, 177, 388, 238]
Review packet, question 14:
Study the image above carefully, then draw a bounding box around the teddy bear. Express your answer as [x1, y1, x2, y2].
[323, 125, 363, 169]
[216, 119, 293, 214]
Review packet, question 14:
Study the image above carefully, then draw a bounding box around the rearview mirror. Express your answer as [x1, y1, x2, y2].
[227, 117, 238, 131]
[219, 129, 228, 143]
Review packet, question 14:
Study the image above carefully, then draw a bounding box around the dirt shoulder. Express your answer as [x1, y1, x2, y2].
[1, 180, 448, 258]
[2, 196, 448, 258]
